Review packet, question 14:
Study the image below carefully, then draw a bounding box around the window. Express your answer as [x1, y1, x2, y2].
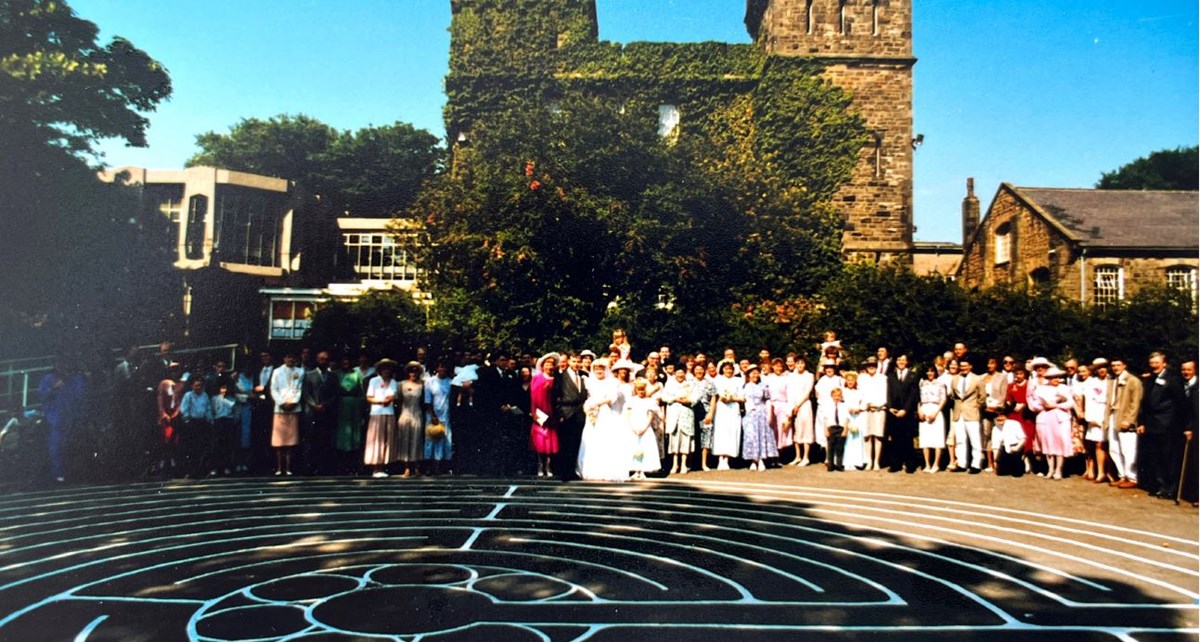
[270, 300, 318, 340]
[214, 187, 284, 267]
[1167, 266, 1197, 308]
[185, 195, 208, 260]
[1094, 266, 1123, 307]
[872, 132, 883, 178]
[343, 232, 418, 281]
[657, 104, 680, 139]
[806, 0, 814, 34]
[872, 0, 880, 35]
[994, 222, 1012, 265]
[838, 0, 847, 34]
[147, 184, 184, 251]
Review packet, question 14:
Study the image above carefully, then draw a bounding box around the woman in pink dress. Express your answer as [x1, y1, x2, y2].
[1030, 367, 1075, 480]
[530, 353, 560, 478]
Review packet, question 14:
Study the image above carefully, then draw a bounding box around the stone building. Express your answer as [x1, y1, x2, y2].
[446, 0, 915, 263]
[957, 179, 1199, 307]
[746, 0, 916, 262]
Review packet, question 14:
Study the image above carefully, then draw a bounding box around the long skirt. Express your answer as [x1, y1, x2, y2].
[712, 402, 742, 457]
[272, 413, 299, 447]
[395, 413, 424, 463]
[742, 408, 778, 461]
[1036, 411, 1074, 457]
[918, 403, 946, 449]
[363, 415, 398, 465]
[770, 401, 794, 449]
[843, 422, 866, 469]
[794, 401, 815, 444]
[335, 396, 365, 452]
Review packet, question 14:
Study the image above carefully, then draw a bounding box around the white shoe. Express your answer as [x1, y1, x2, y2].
[679, 466, 690, 474]
[717, 460, 730, 471]
[372, 471, 388, 478]
[984, 467, 994, 473]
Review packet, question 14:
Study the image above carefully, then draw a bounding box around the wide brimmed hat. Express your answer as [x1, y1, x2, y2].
[536, 352, 560, 371]
[579, 350, 597, 359]
[611, 358, 642, 374]
[1044, 367, 1067, 378]
[742, 363, 760, 373]
[1091, 357, 1109, 367]
[375, 358, 398, 371]
[863, 357, 879, 367]
[592, 357, 611, 371]
[1030, 357, 1052, 368]
[820, 359, 838, 369]
[404, 361, 424, 375]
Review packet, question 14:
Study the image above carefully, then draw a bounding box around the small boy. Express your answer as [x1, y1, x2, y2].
[211, 384, 238, 476]
[820, 388, 848, 472]
[179, 378, 213, 478]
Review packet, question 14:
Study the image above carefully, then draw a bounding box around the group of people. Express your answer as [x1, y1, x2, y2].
[27, 334, 1198, 506]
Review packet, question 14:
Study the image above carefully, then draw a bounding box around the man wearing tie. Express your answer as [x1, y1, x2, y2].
[552, 352, 589, 481]
[303, 351, 340, 475]
[252, 352, 275, 472]
[1108, 358, 1144, 489]
[885, 354, 919, 472]
[950, 359, 986, 474]
[1137, 352, 1188, 499]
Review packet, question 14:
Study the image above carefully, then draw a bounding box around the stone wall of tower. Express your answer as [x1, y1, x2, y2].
[748, 0, 915, 264]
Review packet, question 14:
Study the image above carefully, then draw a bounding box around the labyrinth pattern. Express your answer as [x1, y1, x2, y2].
[0, 478, 1194, 641]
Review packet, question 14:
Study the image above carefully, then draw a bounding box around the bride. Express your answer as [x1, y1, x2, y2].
[577, 358, 633, 481]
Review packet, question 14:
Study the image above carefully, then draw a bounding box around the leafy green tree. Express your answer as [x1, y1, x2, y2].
[0, 0, 175, 358]
[1096, 146, 1198, 191]
[305, 291, 429, 360]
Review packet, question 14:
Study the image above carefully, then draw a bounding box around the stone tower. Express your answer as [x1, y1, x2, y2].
[746, 0, 916, 264]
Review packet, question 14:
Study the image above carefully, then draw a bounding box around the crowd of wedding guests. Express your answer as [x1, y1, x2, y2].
[25, 333, 1198, 505]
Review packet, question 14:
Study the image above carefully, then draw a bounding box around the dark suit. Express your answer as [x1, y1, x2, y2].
[302, 367, 340, 474]
[1181, 378, 1197, 503]
[467, 365, 510, 475]
[552, 369, 589, 480]
[1138, 369, 1188, 495]
[885, 367, 919, 471]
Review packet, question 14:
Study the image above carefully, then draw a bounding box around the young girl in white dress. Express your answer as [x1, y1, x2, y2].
[627, 378, 662, 479]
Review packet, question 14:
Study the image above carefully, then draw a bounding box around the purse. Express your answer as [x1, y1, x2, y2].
[425, 421, 446, 440]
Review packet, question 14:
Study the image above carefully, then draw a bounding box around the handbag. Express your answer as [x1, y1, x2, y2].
[425, 421, 446, 440]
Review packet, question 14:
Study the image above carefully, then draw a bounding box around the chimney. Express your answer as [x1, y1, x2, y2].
[962, 177, 980, 245]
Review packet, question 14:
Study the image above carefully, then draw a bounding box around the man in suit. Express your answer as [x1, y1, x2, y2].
[875, 347, 891, 376]
[885, 354, 919, 472]
[980, 357, 1010, 473]
[302, 351, 340, 475]
[950, 358, 987, 473]
[1137, 351, 1188, 498]
[251, 351, 276, 473]
[1179, 359, 1197, 505]
[552, 351, 589, 481]
[1107, 358, 1144, 489]
[470, 352, 512, 476]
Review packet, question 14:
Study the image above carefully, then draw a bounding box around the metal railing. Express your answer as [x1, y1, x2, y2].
[0, 344, 239, 415]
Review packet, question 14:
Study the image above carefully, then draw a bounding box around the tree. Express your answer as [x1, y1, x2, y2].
[0, 0, 175, 358]
[1096, 146, 1199, 191]
[305, 291, 429, 361]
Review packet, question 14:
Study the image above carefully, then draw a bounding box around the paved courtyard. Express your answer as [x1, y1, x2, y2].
[0, 469, 1195, 641]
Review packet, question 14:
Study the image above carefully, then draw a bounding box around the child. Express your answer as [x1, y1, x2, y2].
[179, 378, 213, 478]
[627, 378, 661, 480]
[819, 387, 848, 472]
[211, 384, 238, 476]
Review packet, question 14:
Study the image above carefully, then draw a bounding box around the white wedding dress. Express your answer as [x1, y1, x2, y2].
[577, 375, 633, 481]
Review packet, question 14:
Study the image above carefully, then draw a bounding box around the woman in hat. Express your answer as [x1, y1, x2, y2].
[711, 360, 744, 471]
[394, 361, 426, 478]
[364, 359, 399, 478]
[1030, 367, 1075, 480]
[740, 364, 777, 471]
[530, 353, 560, 478]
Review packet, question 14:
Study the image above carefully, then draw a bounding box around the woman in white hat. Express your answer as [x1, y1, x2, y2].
[530, 353, 561, 478]
[1031, 366, 1075, 480]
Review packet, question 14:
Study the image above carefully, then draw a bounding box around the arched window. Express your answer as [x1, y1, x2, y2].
[806, 0, 814, 34]
[838, 0, 848, 34]
[185, 195, 208, 260]
[994, 222, 1012, 265]
[872, 0, 880, 36]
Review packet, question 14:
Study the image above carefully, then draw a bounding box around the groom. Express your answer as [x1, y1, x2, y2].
[553, 351, 589, 481]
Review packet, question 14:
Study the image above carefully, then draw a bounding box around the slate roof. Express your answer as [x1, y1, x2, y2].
[1009, 186, 1198, 250]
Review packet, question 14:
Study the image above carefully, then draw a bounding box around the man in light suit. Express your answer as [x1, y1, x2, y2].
[552, 351, 589, 481]
[980, 357, 1010, 473]
[1137, 352, 1188, 498]
[1107, 358, 1144, 489]
[950, 358, 987, 473]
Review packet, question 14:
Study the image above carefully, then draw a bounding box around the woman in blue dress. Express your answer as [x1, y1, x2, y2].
[740, 365, 778, 471]
[423, 360, 454, 474]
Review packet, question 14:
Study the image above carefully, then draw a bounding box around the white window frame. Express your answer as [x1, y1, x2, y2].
[994, 225, 1011, 265]
[1094, 265, 1124, 307]
[1166, 266, 1197, 309]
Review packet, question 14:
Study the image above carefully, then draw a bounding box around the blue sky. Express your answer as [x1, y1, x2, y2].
[75, 0, 1198, 243]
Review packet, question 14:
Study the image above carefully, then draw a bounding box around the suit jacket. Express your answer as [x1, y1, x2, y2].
[887, 368, 919, 415]
[552, 368, 588, 421]
[981, 372, 1009, 415]
[949, 373, 986, 422]
[1139, 369, 1187, 434]
[1107, 371, 1143, 431]
[303, 367, 340, 418]
[474, 365, 510, 416]
[1184, 378, 1198, 433]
